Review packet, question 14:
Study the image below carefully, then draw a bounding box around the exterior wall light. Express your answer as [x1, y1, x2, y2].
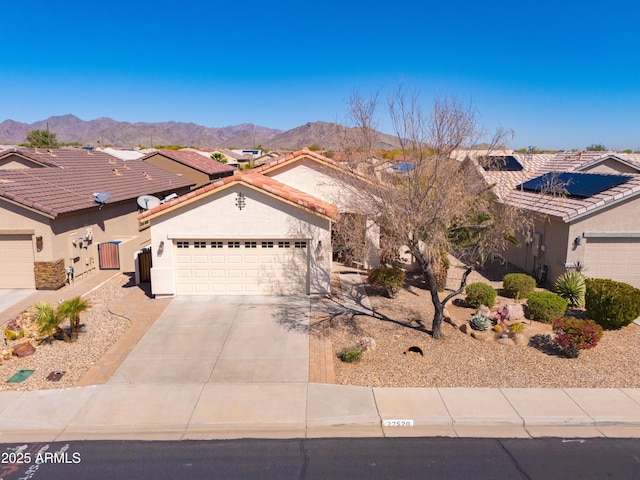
[158, 240, 165, 256]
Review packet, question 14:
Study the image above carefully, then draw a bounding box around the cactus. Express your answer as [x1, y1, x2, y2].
[470, 314, 492, 331]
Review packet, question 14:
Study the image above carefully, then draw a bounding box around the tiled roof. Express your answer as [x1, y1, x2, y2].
[470, 151, 640, 222]
[251, 148, 344, 174]
[0, 148, 194, 217]
[138, 172, 340, 222]
[251, 148, 372, 184]
[141, 149, 236, 176]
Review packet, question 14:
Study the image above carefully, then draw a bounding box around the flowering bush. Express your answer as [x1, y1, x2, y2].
[552, 317, 603, 358]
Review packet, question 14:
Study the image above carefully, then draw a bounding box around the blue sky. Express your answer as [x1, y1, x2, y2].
[2, 0, 639, 150]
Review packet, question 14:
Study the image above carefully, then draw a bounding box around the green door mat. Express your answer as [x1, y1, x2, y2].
[7, 370, 35, 383]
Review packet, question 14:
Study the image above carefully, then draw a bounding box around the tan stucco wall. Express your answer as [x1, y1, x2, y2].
[143, 154, 209, 189]
[501, 215, 570, 285]
[0, 198, 150, 284]
[267, 159, 380, 267]
[503, 194, 640, 285]
[567, 194, 640, 268]
[148, 183, 333, 296]
[580, 159, 639, 175]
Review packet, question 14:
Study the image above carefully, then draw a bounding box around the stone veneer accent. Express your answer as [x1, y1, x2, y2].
[34, 259, 67, 290]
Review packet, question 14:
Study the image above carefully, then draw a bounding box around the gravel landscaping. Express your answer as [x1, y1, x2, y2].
[0, 274, 132, 391]
[327, 258, 640, 388]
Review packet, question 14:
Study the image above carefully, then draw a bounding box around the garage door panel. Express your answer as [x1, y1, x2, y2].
[584, 237, 640, 288]
[174, 239, 308, 295]
[0, 235, 35, 288]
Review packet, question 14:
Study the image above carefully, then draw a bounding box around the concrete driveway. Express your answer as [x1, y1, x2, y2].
[0, 288, 36, 315]
[108, 296, 310, 385]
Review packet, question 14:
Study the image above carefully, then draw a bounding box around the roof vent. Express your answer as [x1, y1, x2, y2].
[112, 168, 121, 176]
[93, 191, 110, 209]
[143, 172, 152, 180]
[108, 158, 116, 164]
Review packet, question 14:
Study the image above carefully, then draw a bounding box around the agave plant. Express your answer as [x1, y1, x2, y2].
[469, 314, 492, 331]
[554, 271, 586, 307]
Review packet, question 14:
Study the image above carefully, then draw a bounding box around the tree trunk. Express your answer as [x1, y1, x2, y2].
[423, 261, 445, 339]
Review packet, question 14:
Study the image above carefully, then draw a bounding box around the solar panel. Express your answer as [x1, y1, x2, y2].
[516, 172, 632, 198]
[482, 155, 523, 171]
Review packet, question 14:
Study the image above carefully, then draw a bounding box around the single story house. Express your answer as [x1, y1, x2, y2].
[0, 147, 193, 289]
[139, 172, 339, 296]
[139, 149, 381, 297]
[473, 151, 640, 288]
[141, 149, 236, 189]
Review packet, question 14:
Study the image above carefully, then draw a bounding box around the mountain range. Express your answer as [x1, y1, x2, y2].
[0, 115, 400, 151]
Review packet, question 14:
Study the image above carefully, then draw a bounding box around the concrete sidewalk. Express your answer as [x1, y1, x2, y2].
[1, 270, 640, 442]
[1, 382, 639, 442]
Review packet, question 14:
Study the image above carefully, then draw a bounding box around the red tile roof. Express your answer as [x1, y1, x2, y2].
[251, 148, 371, 184]
[141, 150, 236, 176]
[0, 148, 194, 217]
[138, 172, 340, 221]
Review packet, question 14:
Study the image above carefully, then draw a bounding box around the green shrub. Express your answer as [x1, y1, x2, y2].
[502, 273, 537, 300]
[465, 282, 497, 308]
[526, 291, 568, 323]
[368, 267, 405, 298]
[554, 271, 586, 307]
[338, 345, 363, 363]
[585, 278, 640, 329]
[553, 317, 603, 358]
[469, 314, 492, 331]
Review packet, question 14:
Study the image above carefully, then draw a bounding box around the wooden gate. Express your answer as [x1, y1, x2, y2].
[138, 249, 152, 282]
[98, 242, 120, 270]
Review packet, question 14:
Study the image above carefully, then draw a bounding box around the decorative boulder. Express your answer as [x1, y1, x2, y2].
[506, 303, 525, 321]
[12, 342, 35, 358]
[359, 337, 376, 351]
[476, 305, 491, 317]
[6, 316, 22, 332]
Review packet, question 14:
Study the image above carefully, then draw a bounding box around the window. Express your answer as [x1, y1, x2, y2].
[278, 241, 291, 248]
[228, 241, 240, 248]
[211, 241, 223, 248]
[294, 241, 307, 249]
[245, 241, 257, 248]
[261, 241, 274, 248]
[177, 241, 189, 249]
[194, 241, 206, 248]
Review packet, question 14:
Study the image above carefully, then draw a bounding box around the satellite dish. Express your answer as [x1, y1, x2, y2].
[93, 192, 110, 209]
[137, 194, 161, 210]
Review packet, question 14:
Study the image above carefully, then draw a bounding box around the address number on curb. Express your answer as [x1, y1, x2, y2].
[383, 419, 414, 427]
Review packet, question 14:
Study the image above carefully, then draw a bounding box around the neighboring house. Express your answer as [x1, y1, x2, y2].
[140, 149, 235, 189]
[139, 148, 382, 297]
[252, 149, 381, 268]
[139, 173, 338, 296]
[99, 147, 146, 161]
[0, 147, 193, 289]
[472, 151, 640, 288]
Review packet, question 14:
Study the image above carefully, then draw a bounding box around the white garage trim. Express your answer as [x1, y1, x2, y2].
[173, 239, 310, 295]
[584, 237, 640, 288]
[0, 234, 35, 288]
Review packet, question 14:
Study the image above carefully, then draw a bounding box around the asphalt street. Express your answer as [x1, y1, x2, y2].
[1, 438, 639, 480]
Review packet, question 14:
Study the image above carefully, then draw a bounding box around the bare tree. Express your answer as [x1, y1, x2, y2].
[342, 87, 529, 339]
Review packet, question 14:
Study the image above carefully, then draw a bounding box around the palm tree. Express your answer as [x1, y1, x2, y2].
[33, 300, 70, 342]
[57, 296, 91, 341]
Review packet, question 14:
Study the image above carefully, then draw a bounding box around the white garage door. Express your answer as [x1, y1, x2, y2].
[583, 237, 640, 288]
[0, 234, 35, 288]
[174, 239, 309, 295]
